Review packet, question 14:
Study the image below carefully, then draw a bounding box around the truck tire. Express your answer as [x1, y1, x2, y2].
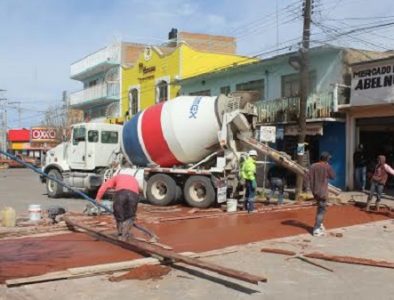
[146, 174, 180, 206]
[184, 176, 215, 208]
[46, 169, 63, 198]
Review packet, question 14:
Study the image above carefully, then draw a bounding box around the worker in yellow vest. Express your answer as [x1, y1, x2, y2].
[241, 150, 258, 213]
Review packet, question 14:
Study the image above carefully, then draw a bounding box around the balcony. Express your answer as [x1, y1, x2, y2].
[70, 45, 121, 80]
[69, 83, 120, 108]
[256, 92, 345, 124]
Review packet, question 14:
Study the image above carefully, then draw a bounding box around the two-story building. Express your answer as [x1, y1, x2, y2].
[119, 30, 256, 123]
[179, 46, 390, 189]
[343, 55, 394, 190]
[69, 42, 146, 122]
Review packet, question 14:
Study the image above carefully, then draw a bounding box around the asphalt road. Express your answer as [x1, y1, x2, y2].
[0, 168, 87, 215]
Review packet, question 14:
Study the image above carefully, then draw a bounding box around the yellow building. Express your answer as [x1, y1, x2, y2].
[118, 31, 256, 123]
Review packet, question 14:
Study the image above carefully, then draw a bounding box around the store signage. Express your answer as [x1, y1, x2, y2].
[351, 58, 394, 106]
[31, 128, 57, 141]
[259, 126, 276, 143]
[285, 123, 323, 136]
[138, 63, 156, 74]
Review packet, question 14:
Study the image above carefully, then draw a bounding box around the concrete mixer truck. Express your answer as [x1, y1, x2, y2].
[41, 93, 258, 208]
[41, 93, 340, 208]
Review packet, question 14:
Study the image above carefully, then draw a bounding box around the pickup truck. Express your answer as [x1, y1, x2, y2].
[0, 154, 39, 168]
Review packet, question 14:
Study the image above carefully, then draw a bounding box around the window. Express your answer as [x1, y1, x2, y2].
[72, 127, 86, 145]
[281, 71, 316, 98]
[101, 131, 118, 144]
[220, 86, 231, 95]
[128, 88, 139, 115]
[189, 90, 211, 96]
[236, 79, 264, 99]
[88, 79, 97, 87]
[88, 130, 99, 143]
[156, 80, 168, 103]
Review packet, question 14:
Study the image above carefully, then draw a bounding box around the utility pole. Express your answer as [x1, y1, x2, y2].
[295, 0, 312, 198]
[0, 89, 8, 157]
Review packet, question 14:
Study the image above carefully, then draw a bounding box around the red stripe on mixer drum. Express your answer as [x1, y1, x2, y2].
[141, 102, 181, 167]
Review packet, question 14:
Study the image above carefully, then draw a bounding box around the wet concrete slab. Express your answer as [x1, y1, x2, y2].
[0, 205, 390, 283]
[0, 232, 141, 283]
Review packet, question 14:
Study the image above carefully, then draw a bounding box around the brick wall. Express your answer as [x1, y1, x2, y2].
[177, 32, 236, 54]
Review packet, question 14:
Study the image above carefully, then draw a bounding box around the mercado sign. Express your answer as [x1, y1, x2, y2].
[351, 58, 394, 106]
[31, 128, 57, 142]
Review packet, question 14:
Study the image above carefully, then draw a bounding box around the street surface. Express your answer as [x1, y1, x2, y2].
[1, 169, 394, 300]
[0, 169, 86, 215]
[1, 220, 393, 300]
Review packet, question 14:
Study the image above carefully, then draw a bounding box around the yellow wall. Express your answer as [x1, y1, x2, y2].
[118, 44, 256, 123]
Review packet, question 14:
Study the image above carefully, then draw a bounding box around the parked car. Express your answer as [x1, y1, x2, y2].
[0, 154, 39, 168]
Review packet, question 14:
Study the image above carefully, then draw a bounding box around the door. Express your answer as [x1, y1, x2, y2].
[69, 126, 87, 169]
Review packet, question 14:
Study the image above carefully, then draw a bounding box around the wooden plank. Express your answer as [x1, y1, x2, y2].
[6, 253, 198, 287]
[65, 217, 267, 284]
[261, 248, 296, 256]
[6, 271, 71, 286]
[304, 252, 394, 269]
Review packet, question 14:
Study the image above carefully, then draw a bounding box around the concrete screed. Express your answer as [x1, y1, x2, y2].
[1, 169, 394, 299]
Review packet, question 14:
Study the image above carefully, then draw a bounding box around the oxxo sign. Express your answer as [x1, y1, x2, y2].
[31, 128, 57, 141]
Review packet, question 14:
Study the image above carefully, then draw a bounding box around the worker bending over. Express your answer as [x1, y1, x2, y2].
[96, 174, 140, 241]
[242, 150, 258, 213]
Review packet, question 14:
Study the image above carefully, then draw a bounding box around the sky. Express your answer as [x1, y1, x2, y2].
[1, 0, 394, 128]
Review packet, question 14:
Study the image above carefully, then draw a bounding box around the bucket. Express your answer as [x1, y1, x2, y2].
[226, 199, 238, 213]
[1, 207, 16, 227]
[29, 204, 42, 221]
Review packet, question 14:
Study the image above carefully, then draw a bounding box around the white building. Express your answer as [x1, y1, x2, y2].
[69, 42, 145, 122]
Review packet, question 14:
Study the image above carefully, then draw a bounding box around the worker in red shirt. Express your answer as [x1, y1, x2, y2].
[96, 174, 140, 241]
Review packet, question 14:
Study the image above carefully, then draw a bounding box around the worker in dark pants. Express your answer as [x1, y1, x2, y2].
[96, 174, 140, 241]
[267, 165, 287, 205]
[307, 152, 335, 237]
[241, 150, 258, 213]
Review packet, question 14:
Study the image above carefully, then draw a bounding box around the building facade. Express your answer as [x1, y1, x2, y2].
[343, 55, 394, 190]
[180, 46, 390, 189]
[69, 42, 145, 122]
[118, 31, 255, 123]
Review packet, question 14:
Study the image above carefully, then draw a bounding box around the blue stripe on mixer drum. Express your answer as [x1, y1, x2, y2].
[122, 112, 149, 166]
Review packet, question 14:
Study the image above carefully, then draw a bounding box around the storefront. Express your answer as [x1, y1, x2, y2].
[7, 128, 58, 164]
[260, 121, 346, 189]
[343, 56, 394, 190]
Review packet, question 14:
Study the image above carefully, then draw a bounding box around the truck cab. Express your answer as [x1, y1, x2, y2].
[42, 123, 122, 197]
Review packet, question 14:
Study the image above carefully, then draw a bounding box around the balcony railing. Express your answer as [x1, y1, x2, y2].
[69, 82, 119, 108]
[70, 44, 120, 79]
[256, 92, 344, 124]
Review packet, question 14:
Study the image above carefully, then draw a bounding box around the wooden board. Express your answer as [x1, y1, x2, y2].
[65, 217, 267, 284]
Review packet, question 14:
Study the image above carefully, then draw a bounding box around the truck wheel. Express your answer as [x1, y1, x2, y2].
[184, 176, 215, 208]
[146, 174, 179, 206]
[46, 169, 63, 198]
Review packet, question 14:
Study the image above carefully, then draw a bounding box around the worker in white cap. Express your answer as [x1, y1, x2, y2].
[241, 149, 258, 213]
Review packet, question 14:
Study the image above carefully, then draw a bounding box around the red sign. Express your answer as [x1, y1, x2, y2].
[8, 129, 31, 142]
[31, 128, 57, 141]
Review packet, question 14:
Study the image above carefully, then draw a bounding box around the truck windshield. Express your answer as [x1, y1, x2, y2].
[101, 131, 118, 144]
[73, 127, 86, 145]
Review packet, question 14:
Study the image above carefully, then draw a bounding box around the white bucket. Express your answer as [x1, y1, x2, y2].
[226, 199, 238, 213]
[29, 204, 42, 221]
